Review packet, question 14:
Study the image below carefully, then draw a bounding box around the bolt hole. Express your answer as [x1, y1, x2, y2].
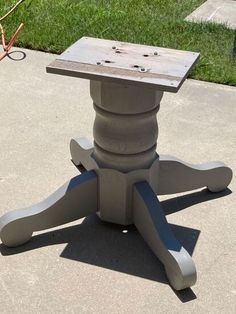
[122, 230, 128, 234]
[133, 65, 139, 68]
[143, 54, 149, 57]
[115, 50, 121, 53]
[104, 60, 112, 63]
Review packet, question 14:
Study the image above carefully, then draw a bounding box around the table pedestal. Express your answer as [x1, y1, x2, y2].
[0, 81, 232, 290]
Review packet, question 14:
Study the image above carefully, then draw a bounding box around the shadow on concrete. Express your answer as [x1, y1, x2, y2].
[0, 188, 231, 302]
[0, 217, 198, 302]
[162, 187, 232, 216]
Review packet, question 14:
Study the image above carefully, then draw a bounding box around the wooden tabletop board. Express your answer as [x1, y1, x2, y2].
[47, 37, 200, 92]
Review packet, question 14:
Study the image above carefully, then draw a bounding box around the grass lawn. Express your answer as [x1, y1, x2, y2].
[1, 0, 236, 86]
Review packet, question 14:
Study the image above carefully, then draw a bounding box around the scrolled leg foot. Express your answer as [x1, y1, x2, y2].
[133, 181, 197, 290]
[155, 155, 233, 195]
[1, 226, 33, 247]
[70, 137, 98, 170]
[0, 171, 98, 247]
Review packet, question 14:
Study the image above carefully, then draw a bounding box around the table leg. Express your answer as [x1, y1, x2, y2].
[0, 171, 98, 247]
[70, 137, 98, 170]
[133, 181, 197, 290]
[155, 155, 232, 195]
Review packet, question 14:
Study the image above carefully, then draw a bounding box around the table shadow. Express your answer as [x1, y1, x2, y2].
[0, 187, 231, 302]
[162, 187, 232, 216]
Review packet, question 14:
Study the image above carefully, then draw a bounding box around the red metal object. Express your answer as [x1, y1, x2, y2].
[0, 23, 24, 61]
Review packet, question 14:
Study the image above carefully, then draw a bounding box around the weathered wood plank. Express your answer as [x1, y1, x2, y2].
[47, 37, 200, 92]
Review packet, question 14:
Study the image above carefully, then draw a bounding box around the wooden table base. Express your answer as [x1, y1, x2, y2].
[0, 80, 232, 290]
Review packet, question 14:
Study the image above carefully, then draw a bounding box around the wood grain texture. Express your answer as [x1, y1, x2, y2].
[47, 37, 200, 92]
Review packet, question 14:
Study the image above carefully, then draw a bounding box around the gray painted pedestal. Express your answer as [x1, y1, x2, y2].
[0, 38, 232, 291]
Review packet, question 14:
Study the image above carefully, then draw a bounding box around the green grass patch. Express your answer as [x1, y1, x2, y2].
[1, 0, 236, 85]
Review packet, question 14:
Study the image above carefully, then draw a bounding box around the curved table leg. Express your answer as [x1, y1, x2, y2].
[155, 155, 232, 195]
[70, 137, 98, 170]
[133, 181, 197, 290]
[0, 171, 98, 247]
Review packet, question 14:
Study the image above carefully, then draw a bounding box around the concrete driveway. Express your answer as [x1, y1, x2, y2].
[0, 47, 235, 313]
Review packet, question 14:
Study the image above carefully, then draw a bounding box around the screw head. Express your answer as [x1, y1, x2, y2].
[154, 51, 158, 55]
[97, 62, 101, 65]
[112, 46, 116, 49]
[140, 68, 146, 72]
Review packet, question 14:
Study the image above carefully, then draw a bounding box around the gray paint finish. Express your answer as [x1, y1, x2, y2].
[133, 181, 197, 290]
[0, 39, 233, 292]
[0, 171, 98, 247]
